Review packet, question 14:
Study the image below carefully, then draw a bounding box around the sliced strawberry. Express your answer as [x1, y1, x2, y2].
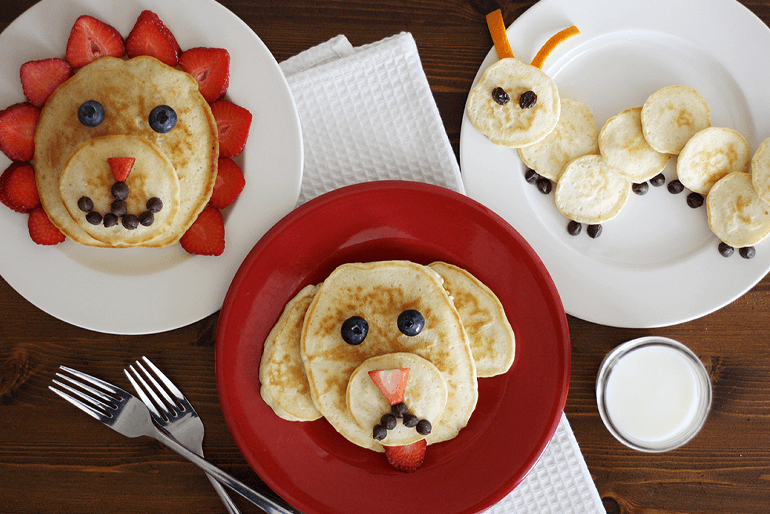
[368, 368, 410, 406]
[107, 157, 135, 182]
[20, 58, 74, 107]
[209, 157, 245, 209]
[180, 206, 225, 256]
[210, 100, 252, 158]
[0, 162, 39, 213]
[383, 439, 427, 473]
[28, 207, 65, 245]
[179, 47, 230, 103]
[65, 15, 125, 69]
[0, 103, 40, 162]
[125, 10, 181, 67]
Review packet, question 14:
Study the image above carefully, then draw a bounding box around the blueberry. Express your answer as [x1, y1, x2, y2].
[148, 105, 177, 133]
[341, 316, 368, 345]
[77, 100, 105, 127]
[397, 309, 424, 336]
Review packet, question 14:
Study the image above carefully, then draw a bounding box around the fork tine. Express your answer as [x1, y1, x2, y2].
[49, 385, 107, 421]
[141, 356, 189, 407]
[135, 359, 180, 411]
[59, 365, 127, 398]
[124, 367, 164, 420]
[54, 372, 117, 407]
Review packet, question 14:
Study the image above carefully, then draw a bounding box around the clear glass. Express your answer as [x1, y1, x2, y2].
[596, 336, 712, 452]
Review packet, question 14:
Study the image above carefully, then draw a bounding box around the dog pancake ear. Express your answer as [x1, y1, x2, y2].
[427, 262, 515, 378]
[259, 284, 322, 421]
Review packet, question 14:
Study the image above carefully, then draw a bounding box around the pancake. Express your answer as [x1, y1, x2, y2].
[260, 284, 322, 422]
[301, 261, 477, 452]
[751, 137, 770, 205]
[466, 57, 560, 148]
[599, 106, 670, 183]
[641, 85, 711, 155]
[517, 98, 599, 181]
[555, 154, 631, 224]
[677, 127, 750, 194]
[35, 56, 218, 247]
[707, 171, 770, 248]
[427, 261, 514, 377]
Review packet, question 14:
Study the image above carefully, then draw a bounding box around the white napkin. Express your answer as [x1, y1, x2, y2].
[279, 33, 604, 514]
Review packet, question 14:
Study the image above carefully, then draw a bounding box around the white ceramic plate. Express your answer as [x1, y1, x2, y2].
[0, 0, 303, 334]
[460, 0, 770, 328]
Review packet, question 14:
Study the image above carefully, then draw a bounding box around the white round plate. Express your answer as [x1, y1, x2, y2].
[0, 0, 303, 334]
[460, 0, 770, 328]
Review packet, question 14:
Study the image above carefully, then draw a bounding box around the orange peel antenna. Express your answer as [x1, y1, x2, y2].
[531, 25, 580, 69]
[486, 9, 515, 60]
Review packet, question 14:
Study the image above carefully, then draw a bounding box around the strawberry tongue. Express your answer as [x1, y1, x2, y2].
[108, 157, 135, 182]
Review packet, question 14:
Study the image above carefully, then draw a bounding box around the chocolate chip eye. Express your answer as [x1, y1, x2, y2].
[341, 316, 368, 345]
[148, 105, 177, 133]
[397, 309, 424, 336]
[77, 100, 105, 127]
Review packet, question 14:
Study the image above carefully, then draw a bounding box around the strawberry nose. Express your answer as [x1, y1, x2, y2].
[107, 157, 135, 182]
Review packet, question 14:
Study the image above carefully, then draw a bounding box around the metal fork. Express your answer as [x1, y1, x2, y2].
[124, 357, 240, 514]
[50, 365, 294, 514]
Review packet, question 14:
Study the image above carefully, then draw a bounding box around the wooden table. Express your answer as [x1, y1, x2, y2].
[2, 1, 770, 512]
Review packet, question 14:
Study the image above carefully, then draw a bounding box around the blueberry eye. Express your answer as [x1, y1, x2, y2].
[77, 100, 105, 127]
[341, 316, 368, 345]
[148, 105, 177, 133]
[397, 310, 424, 336]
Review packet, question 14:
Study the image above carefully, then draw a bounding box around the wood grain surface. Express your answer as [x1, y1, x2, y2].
[2, 1, 770, 513]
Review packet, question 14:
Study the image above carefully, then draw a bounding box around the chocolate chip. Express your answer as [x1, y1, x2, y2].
[587, 224, 602, 238]
[139, 211, 154, 227]
[391, 402, 409, 419]
[77, 196, 93, 212]
[667, 179, 684, 194]
[403, 414, 418, 428]
[103, 213, 118, 228]
[739, 246, 756, 259]
[373, 425, 387, 441]
[687, 192, 704, 208]
[650, 173, 666, 187]
[536, 177, 552, 194]
[111, 199, 127, 217]
[85, 211, 102, 225]
[632, 182, 649, 195]
[380, 413, 397, 430]
[567, 220, 581, 236]
[122, 214, 139, 230]
[491, 86, 510, 106]
[146, 197, 163, 213]
[416, 419, 432, 435]
[519, 90, 537, 109]
[718, 242, 734, 257]
[112, 181, 129, 200]
[525, 168, 539, 184]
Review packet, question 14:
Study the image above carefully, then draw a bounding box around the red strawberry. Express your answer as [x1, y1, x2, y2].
[0, 162, 39, 213]
[180, 206, 225, 256]
[125, 10, 181, 67]
[20, 58, 74, 107]
[209, 157, 245, 209]
[368, 368, 410, 405]
[28, 207, 65, 245]
[384, 439, 427, 473]
[210, 100, 252, 158]
[65, 15, 125, 69]
[179, 47, 230, 103]
[107, 157, 135, 182]
[0, 103, 40, 162]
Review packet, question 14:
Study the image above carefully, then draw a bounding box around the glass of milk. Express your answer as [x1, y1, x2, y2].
[596, 336, 712, 452]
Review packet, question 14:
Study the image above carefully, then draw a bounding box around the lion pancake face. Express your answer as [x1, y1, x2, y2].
[34, 56, 218, 248]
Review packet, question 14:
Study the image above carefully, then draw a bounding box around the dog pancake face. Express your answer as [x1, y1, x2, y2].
[301, 261, 478, 452]
[34, 56, 218, 248]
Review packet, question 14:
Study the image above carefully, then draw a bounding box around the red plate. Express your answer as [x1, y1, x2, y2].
[216, 181, 570, 514]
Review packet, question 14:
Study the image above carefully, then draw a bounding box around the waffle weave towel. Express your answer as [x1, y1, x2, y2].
[279, 32, 604, 514]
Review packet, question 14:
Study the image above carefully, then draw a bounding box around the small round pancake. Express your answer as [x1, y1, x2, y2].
[599, 106, 670, 183]
[641, 85, 711, 155]
[427, 261, 514, 378]
[347, 353, 447, 447]
[707, 171, 770, 247]
[466, 57, 560, 148]
[517, 98, 599, 181]
[677, 127, 750, 194]
[751, 137, 770, 205]
[555, 154, 631, 224]
[260, 284, 322, 422]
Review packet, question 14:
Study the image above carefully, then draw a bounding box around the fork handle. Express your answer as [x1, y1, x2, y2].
[157, 432, 294, 514]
